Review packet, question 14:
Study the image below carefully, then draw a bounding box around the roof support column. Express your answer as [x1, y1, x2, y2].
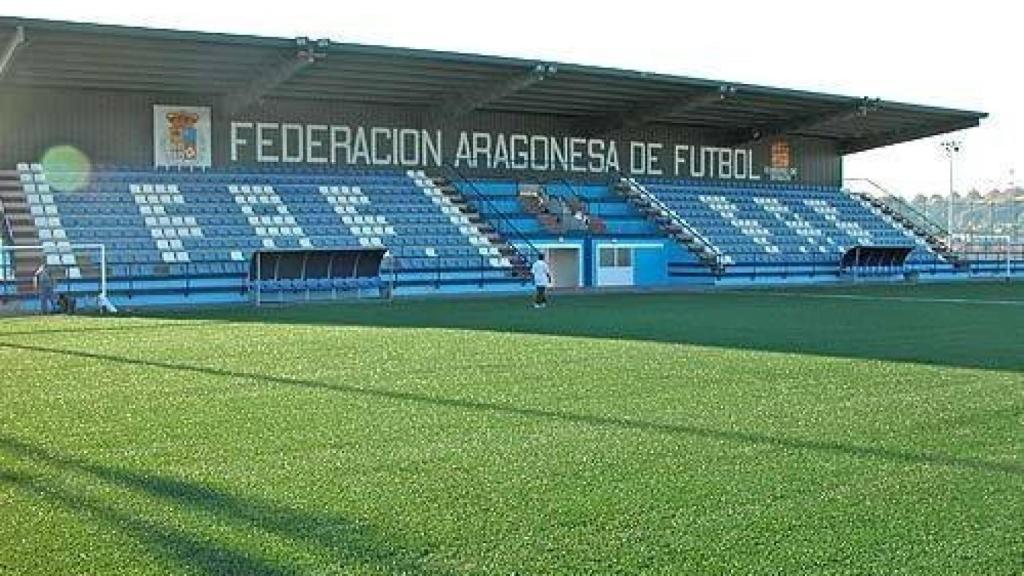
[222, 37, 329, 115]
[0, 26, 26, 81]
[579, 85, 736, 137]
[721, 97, 880, 147]
[430, 63, 556, 122]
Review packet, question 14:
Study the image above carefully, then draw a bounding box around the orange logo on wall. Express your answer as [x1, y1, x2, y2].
[166, 111, 200, 160]
[770, 140, 791, 169]
[764, 139, 797, 182]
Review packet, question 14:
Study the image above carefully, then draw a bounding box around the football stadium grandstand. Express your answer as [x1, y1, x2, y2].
[0, 16, 1019, 312]
[1, 16, 1023, 576]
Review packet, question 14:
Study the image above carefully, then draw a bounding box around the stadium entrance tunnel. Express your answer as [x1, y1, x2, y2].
[249, 248, 387, 303]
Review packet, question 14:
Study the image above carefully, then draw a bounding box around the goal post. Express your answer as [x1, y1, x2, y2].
[0, 243, 108, 311]
[962, 234, 1014, 279]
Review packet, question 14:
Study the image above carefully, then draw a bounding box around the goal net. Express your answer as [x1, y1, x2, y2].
[0, 243, 108, 313]
[957, 235, 1018, 278]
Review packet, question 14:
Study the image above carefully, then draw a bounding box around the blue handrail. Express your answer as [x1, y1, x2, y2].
[441, 166, 540, 260]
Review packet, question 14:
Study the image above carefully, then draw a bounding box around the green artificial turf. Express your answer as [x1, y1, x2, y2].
[0, 282, 1021, 575]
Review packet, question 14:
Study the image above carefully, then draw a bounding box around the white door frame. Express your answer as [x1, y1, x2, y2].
[531, 242, 583, 288]
[594, 242, 663, 287]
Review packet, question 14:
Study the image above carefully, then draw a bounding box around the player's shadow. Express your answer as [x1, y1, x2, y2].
[0, 341, 1018, 478]
[0, 435, 452, 576]
[144, 292, 1023, 373]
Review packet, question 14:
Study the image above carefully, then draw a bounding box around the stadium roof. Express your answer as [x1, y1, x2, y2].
[0, 16, 987, 154]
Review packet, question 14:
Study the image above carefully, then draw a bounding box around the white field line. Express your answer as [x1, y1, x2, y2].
[759, 293, 1024, 306]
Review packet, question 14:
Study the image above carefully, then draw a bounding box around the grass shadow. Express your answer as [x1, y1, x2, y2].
[0, 469, 295, 575]
[0, 342, 1018, 477]
[131, 290, 1024, 373]
[0, 435, 453, 575]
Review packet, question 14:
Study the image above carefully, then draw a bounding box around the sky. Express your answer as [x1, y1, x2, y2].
[5, 0, 1021, 197]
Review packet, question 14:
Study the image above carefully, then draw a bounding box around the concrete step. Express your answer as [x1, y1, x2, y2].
[427, 170, 530, 282]
[14, 262, 41, 274]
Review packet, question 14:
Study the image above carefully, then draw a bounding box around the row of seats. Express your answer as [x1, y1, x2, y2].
[14, 162, 949, 290]
[17, 166, 516, 276]
[637, 179, 944, 267]
[254, 277, 381, 292]
[107, 262, 249, 277]
[30, 173, 419, 186]
[642, 178, 843, 193]
[460, 181, 661, 238]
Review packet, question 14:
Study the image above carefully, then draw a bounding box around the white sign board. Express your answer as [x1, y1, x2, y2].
[153, 105, 212, 168]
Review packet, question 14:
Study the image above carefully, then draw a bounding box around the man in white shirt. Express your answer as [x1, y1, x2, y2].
[531, 253, 552, 308]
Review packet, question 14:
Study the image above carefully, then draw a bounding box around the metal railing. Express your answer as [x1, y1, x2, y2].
[541, 177, 608, 234]
[1, 258, 244, 302]
[440, 165, 539, 261]
[382, 254, 521, 289]
[515, 181, 591, 235]
[845, 178, 951, 243]
[0, 213, 10, 282]
[617, 176, 723, 265]
[667, 246, 1024, 280]
[6, 245, 1019, 308]
[1, 251, 529, 305]
[955, 244, 1024, 278]
[245, 250, 528, 305]
[0, 211, 13, 245]
[0, 243, 10, 284]
[695, 250, 843, 279]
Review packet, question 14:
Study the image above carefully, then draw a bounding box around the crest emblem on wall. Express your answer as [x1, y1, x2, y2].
[765, 139, 798, 181]
[166, 111, 200, 160]
[153, 105, 212, 167]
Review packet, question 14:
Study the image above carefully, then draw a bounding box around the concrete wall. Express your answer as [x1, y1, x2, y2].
[0, 86, 842, 185]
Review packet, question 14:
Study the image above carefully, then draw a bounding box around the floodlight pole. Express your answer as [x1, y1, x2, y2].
[99, 243, 107, 298]
[941, 140, 961, 245]
[255, 252, 261, 307]
[1011, 168, 1019, 243]
[1006, 236, 1011, 279]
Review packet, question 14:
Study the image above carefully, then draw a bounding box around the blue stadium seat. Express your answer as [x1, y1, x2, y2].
[637, 178, 945, 269]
